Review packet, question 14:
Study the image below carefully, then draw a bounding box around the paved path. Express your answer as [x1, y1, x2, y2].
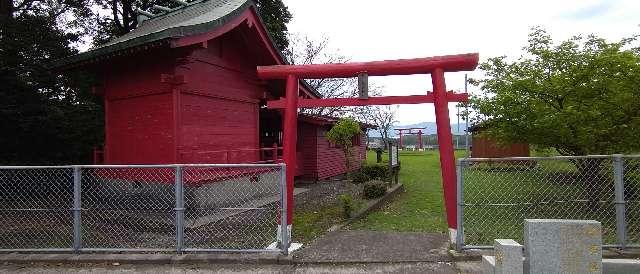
[0, 230, 480, 273]
[293, 231, 452, 263]
[0, 262, 464, 273]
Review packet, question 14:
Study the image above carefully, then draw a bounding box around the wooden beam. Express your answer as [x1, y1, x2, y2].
[267, 92, 468, 109]
[257, 53, 479, 79]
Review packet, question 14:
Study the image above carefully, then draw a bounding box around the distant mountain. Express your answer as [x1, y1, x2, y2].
[367, 122, 469, 137]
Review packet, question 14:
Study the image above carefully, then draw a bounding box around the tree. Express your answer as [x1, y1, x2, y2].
[93, 0, 157, 45]
[367, 106, 397, 149]
[0, 0, 103, 164]
[284, 34, 355, 117]
[351, 105, 397, 149]
[470, 27, 640, 156]
[94, 0, 292, 49]
[470, 27, 640, 208]
[284, 34, 395, 150]
[284, 34, 384, 119]
[254, 0, 291, 50]
[326, 118, 362, 176]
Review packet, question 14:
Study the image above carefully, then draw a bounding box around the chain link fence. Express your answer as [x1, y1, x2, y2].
[456, 154, 640, 250]
[0, 164, 288, 254]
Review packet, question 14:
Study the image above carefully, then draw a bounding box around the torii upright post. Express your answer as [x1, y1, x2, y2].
[418, 130, 423, 150]
[432, 68, 457, 233]
[282, 75, 298, 228]
[257, 53, 479, 241]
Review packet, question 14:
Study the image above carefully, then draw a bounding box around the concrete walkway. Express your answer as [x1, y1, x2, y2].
[0, 262, 462, 273]
[293, 231, 452, 263]
[0, 231, 467, 273]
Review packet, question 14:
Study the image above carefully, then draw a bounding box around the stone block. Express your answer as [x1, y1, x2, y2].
[524, 219, 602, 274]
[494, 239, 523, 274]
[482, 255, 496, 274]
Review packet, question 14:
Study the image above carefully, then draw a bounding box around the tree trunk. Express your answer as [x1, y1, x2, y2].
[343, 146, 353, 180]
[0, 0, 13, 18]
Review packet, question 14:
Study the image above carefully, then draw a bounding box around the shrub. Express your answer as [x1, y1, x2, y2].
[351, 171, 370, 184]
[327, 118, 362, 173]
[339, 194, 354, 218]
[361, 164, 390, 181]
[363, 180, 387, 199]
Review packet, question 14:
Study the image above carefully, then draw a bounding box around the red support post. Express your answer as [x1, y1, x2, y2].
[418, 130, 423, 150]
[282, 75, 299, 226]
[432, 68, 457, 229]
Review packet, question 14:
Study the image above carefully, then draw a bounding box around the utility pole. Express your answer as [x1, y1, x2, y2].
[464, 74, 470, 157]
[457, 96, 460, 150]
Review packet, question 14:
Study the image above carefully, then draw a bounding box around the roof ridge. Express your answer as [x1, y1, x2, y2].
[139, 0, 213, 23]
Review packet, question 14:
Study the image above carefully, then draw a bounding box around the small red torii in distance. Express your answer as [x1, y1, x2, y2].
[394, 127, 427, 150]
[257, 53, 478, 235]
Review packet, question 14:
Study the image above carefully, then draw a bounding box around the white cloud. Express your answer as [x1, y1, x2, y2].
[284, 0, 640, 125]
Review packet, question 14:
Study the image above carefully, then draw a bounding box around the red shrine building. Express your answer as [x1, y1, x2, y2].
[55, 0, 369, 180]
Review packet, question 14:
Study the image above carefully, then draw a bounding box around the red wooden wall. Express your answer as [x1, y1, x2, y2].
[97, 24, 365, 180]
[102, 49, 176, 164]
[471, 134, 529, 158]
[299, 124, 366, 180]
[101, 27, 267, 165]
[176, 29, 264, 164]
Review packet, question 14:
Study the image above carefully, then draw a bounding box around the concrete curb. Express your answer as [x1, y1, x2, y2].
[448, 248, 639, 261]
[328, 183, 405, 232]
[294, 258, 454, 264]
[0, 253, 293, 265]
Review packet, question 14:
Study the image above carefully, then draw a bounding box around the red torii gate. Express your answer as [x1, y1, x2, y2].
[395, 127, 427, 150]
[257, 53, 478, 236]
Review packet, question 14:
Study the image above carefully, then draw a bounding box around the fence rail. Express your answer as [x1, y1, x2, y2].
[0, 163, 288, 254]
[456, 154, 640, 250]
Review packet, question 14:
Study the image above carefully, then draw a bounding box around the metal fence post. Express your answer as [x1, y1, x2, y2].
[613, 154, 627, 249]
[174, 166, 185, 254]
[279, 164, 289, 255]
[456, 159, 465, 251]
[72, 166, 82, 253]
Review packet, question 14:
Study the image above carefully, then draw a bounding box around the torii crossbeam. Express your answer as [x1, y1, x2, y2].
[257, 53, 479, 238]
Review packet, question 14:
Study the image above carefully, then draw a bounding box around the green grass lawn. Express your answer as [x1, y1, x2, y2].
[292, 149, 465, 242]
[349, 149, 467, 233]
[348, 150, 636, 247]
[295, 150, 639, 247]
[293, 204, 343, 244]
[459, 159, 622, 245]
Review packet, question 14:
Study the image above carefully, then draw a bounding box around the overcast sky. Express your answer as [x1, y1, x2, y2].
[283, 0, 640, 125]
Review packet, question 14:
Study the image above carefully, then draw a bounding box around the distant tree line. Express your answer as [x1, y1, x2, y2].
[369, 135, 470, 148]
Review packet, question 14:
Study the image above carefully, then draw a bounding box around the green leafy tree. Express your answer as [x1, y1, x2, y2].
[470, 27, 640, 207]
[470, 27, 640, 156]
[327, 118, 362, 176]
[255, 0, 292, 50]
[0, 0, 102, 164]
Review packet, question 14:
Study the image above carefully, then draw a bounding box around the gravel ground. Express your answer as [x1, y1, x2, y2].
[294, 179, 362, 212]
[0, 179, 358, 251]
